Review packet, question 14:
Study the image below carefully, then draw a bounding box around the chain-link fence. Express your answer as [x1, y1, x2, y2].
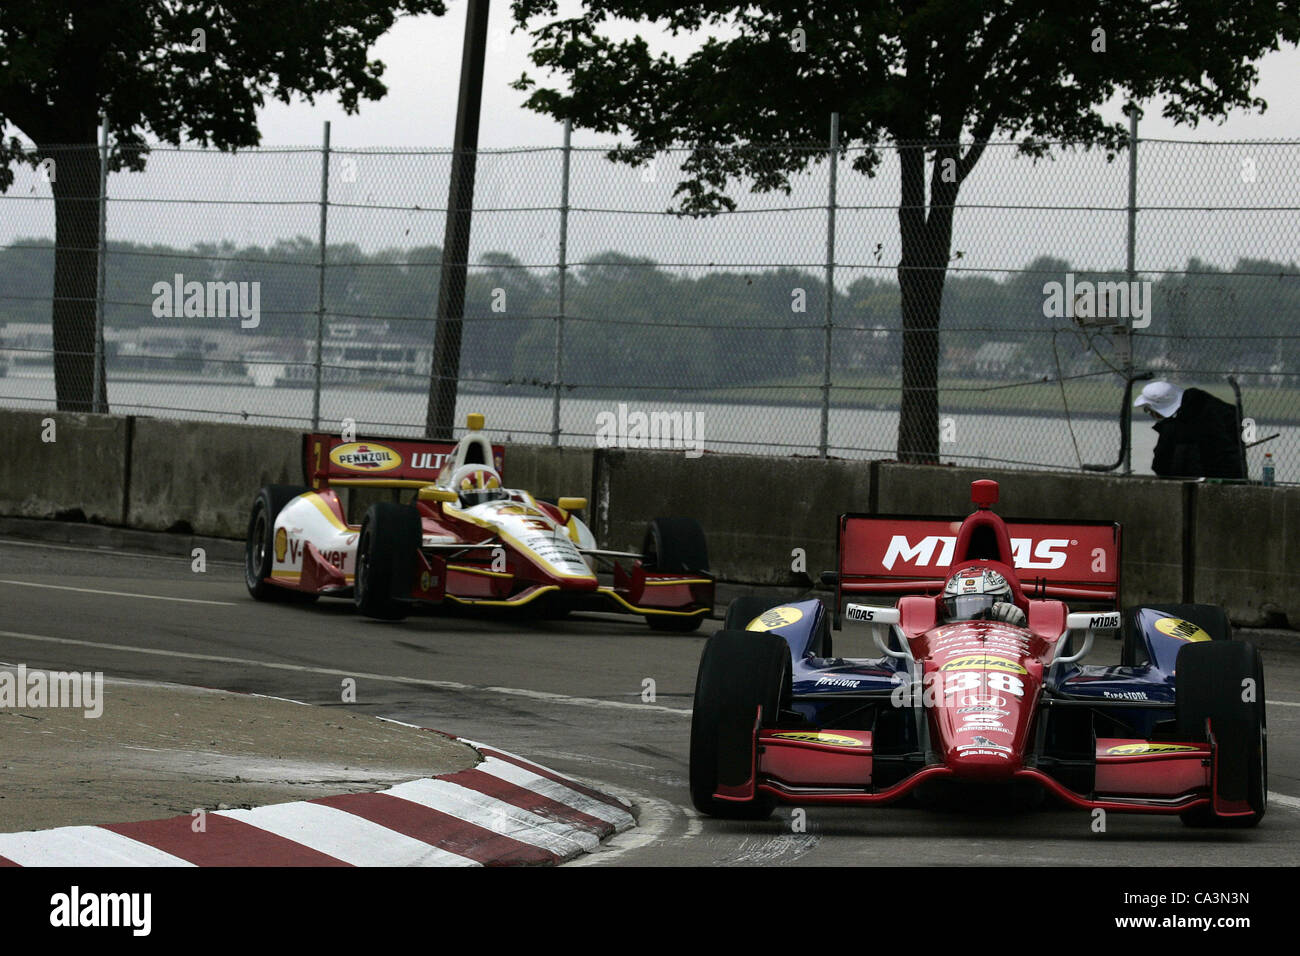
[2, 130, 1297, 481]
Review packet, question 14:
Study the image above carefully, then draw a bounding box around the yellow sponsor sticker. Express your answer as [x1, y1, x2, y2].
[747, 606, 804, 631]
[274, 526, 288, 563]
[1154, 617, 1212, 643]
[939, 654, 1027, 674]
[329, 441, 403, 473]
[1106, 743, 1200, 756]
[771, 732, 864, 747]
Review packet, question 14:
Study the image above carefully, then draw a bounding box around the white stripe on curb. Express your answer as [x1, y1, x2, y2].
[0, 826, 194, 868]
[384, 777, 598, 856]
[214, 802, 478, 867]
[476, 757, 635, 830]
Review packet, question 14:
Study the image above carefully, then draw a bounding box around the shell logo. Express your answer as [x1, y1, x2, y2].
[274, 527, 288, 562]
[329, 442, 403, 473]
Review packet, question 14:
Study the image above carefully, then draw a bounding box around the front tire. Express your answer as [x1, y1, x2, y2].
[1176, 640, 1267, 827]
[642, 516, 710, 632]
[724, 595, 781, 631]
[245, 485, 316, 602]
[354, 502, 422, 621]
[689, 629, 792, 819]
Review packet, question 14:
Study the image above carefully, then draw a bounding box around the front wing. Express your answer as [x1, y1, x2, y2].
[715, 710, 1237, 817]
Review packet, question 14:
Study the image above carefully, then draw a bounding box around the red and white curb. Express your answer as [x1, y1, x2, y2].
[0, 740, 635, 867]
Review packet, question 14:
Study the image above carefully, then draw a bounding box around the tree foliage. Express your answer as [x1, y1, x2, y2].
[508, 0, 1299, 459]
[0, 0, 446, 410]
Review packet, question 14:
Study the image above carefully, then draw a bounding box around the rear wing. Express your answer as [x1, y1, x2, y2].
[836, 513, 1121, 614]
[303, 433, 505, 489]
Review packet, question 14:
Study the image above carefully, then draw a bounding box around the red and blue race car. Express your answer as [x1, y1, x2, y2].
[691, 479, 1266, 827]
[244, 414, 713, 629]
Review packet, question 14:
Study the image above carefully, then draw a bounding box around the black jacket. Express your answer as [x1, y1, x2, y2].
[1151, 387, 1244, 479]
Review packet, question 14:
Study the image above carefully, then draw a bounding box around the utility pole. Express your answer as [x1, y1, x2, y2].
[425, 0, 491, 439]
[1122, 106, 1139, 476]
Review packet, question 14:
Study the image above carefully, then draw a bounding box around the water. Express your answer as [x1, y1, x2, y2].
[1, 373, 1293, 483]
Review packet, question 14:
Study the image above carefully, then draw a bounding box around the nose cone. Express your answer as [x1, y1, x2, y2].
[925, 626, 1042, 780]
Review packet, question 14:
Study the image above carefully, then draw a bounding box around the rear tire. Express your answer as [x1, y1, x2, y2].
[245, 485, 317, 603]
[1176, 640, 1266, 827]
[354, 502, 422, 621]
[690, 629, 792, 819]
[642, 517, 710, 632]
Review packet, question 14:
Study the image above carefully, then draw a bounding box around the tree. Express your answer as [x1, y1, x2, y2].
[508, 0, 1299, 461]
[0, 0, 445, 412]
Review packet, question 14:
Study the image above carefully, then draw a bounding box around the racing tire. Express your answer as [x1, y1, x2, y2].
[642, 516, 709, 573]
[690, 629, 792, 819]
[245, 485, 318, 603]
[724, 595, 781, 631]
[1175, 640, 1266, 828]
[642, 517, 710, 632]
[354, 502, 422, 622]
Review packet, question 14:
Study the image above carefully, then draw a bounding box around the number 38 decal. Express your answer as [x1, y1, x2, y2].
[942, 671, 1025, 698]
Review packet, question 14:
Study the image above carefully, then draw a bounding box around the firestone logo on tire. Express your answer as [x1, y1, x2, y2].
[329, 442, 403, 473]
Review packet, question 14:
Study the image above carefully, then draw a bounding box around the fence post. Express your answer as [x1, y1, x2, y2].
[1122, 107, 1138, 475]
[819, 112, 840, 459]
[313, 120, 331, 431]
[552, 118, 571, 447]
[93, 114, 109, 414]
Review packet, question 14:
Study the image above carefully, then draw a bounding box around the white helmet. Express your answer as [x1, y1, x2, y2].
[942, 567, 1015, 622]
[449, 464, 507, 507]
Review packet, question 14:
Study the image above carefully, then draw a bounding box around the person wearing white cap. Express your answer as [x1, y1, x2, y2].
[1134, 380, 1244, 479]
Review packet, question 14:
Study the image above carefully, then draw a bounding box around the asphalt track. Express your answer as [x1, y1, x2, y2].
[1, 535, 1297, 866]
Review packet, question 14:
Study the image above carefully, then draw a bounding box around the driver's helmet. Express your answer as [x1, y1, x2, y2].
[450, 464, 507, 507]
[941, 566, 1015, 622]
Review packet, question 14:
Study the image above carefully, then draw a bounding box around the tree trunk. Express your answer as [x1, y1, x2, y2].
[895, 144, 957, 464]
[46, 137, 107, 413]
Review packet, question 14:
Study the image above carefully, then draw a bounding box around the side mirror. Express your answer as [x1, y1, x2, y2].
[1065, 611, 1120, 631]
[557, 497, 587, 512]
[844, 603, 901, 626]
[419, 486, 458, 504]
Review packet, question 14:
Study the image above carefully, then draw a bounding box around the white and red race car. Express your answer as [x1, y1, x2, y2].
[244, 414, 713, 627]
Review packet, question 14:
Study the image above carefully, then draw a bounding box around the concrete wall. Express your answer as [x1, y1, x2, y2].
[503, 446, 594, 506]
[875, 464, 1185, 609]
[126, 418, 301, 538]
[596, 449, 872, 585]
[0, 411, 1293, 627]
[0, 411, 129, 524]
[1193, 484, 1300, 627]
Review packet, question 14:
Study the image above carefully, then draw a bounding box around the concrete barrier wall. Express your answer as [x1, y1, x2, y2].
[1193, 484, 1300, 627]
[503, 446, 594, 506]
[0, 411, 129, 524]
[595, 449, 872, 585]
[0, 411, 1293, 626]
[126, 418, 301, 538]
[874, 464, 1186, 609]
